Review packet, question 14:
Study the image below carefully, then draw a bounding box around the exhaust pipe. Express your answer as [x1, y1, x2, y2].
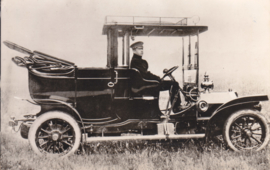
[83, 134, 205, 143]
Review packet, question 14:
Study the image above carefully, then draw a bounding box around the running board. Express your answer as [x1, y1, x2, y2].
[83, 134, 205, 143]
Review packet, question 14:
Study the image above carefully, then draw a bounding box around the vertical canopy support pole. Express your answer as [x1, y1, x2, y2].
[107, 29, 118, 68]
[125, 31, 130, 68]
[107, 29, 112, 68]
[112, 29, 118, 67]
[182, 37, 185, 86]
[188, 35, 191, 66]
[122, 35, 125, 65]
[196, 30, 200, 86]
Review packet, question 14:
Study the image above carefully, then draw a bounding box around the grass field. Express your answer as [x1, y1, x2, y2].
[1, 132, 270, 170]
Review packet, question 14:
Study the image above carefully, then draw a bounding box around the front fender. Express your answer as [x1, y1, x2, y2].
[205, 95, 268, 140]
[211, 94, 268, 118]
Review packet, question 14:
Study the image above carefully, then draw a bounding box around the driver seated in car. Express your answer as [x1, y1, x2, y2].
[130, 41, 188, 112]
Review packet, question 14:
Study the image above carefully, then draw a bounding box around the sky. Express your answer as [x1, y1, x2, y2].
[1, 0, 270, 130]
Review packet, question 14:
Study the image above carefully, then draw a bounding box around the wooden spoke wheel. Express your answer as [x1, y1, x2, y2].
[223, 110, 270, 151]
[28, 111, 81, 157]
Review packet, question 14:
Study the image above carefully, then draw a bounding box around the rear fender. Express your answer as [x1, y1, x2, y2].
[35, 99, 85, 131]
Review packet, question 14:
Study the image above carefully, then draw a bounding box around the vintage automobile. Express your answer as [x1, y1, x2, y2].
[6, 16, 270, 157]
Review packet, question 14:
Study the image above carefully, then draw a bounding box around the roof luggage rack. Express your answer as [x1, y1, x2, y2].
[102, 16, 206, 37]
[104, 16, 194, 26]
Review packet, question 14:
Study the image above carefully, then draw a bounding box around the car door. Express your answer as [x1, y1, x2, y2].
[76, 67, 115, 119]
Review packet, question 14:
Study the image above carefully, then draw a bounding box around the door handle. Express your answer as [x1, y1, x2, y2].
[114, 70, 118, 84]
[107, 70, 118, 87]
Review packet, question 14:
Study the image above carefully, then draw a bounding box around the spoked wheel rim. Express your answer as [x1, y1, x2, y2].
[35, 118, 76, 155]
[229, 115, 266, 150]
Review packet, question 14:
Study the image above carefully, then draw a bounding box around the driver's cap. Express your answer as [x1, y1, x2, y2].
[130, 41, 143, 49]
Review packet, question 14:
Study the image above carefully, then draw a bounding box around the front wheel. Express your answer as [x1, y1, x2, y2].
[28, 111, 81, 157]
[223, 110, 270, 151]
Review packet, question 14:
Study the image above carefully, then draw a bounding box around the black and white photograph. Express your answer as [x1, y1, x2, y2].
[1, 0, 270, 169]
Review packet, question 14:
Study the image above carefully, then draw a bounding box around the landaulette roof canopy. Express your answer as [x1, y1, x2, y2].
[102, 16, 208, 37]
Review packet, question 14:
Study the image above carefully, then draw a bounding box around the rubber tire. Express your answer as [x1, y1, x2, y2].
[28, 111, 81, 157]
[223, 109, 270, 151]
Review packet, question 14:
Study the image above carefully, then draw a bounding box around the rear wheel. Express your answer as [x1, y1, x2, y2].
[28, 111, 81, 157]
[223, 110, 269, 151]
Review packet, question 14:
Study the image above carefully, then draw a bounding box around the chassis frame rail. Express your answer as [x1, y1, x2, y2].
[82, 134, 205, 143]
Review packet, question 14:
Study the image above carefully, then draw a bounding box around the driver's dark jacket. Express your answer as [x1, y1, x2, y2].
[130, 54, 161, 81]
[130, 54, 181, 111]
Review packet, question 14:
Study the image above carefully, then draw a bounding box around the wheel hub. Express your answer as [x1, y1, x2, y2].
[52, 132, 61, 141]
[244, 129, 252, 137]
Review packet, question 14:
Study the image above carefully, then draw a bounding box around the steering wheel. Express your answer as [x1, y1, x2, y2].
[161, 66, 179, 81]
